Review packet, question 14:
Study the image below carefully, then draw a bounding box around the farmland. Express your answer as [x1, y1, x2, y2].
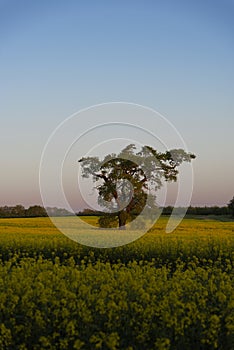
[0, 217, 234, 349]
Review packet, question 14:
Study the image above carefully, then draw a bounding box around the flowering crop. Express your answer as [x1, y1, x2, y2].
[0, 217, 233, 349]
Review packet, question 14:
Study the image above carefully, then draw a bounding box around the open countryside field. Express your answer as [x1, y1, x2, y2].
[0, 217, 234, 349]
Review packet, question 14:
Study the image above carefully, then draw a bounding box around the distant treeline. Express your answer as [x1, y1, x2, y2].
[162, 205, 230, 216]
[77, 206, 231, 217]
[0, 205, 74, 218]
[0, 204, 231, 218]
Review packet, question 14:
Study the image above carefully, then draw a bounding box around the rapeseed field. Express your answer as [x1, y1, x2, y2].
[0, 217, 233, 349]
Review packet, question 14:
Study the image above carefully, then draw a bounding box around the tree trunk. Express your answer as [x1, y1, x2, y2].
[118, 211, 127, 229]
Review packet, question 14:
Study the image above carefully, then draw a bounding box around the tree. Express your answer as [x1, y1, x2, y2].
[25, 205, 47, 217]
[228, 196, 234, 217]
[79, 144, 195, 229]
[0, 205, 26, 218]
[11, 204, 26, 217]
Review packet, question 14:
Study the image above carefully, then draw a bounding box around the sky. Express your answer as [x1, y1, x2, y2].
[0, 0, 234, 210]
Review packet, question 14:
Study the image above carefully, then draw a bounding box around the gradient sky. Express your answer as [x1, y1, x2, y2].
[0, 0, 234, 209]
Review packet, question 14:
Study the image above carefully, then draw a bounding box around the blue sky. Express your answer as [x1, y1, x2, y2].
[0, 0, 234, 208]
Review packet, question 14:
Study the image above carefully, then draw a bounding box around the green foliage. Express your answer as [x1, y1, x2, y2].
[25, 205, 48, 217]
[79, 144, 195, 228]
[0, 217, 233, 349]
[0, 205, 73, 218]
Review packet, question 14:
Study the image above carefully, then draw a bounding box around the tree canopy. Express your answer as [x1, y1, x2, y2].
[79, 144, 195, 229]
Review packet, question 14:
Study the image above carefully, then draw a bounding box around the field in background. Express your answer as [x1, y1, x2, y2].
[0, 216, 233, 262]
[0, 217, 233, 349]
